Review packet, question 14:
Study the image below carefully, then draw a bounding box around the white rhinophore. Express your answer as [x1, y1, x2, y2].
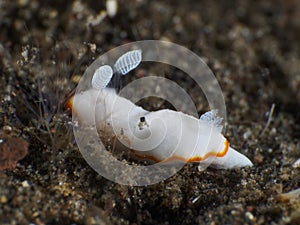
[91, 65, 113, 90]
[114, 49, 142, 75]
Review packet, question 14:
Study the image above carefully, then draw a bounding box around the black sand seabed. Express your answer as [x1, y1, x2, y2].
[0, 0, 299, 224]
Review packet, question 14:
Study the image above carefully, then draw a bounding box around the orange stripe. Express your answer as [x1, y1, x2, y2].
[65, 95, 74, 111]
[133, 139, 229, 163]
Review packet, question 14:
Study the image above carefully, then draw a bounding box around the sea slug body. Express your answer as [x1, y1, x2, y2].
[70, 50, 253, 170]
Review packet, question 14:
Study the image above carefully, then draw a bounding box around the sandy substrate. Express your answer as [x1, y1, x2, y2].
[0, 0, 299, 224]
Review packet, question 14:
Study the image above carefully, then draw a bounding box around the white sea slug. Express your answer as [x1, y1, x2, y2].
[69, 51, 253, 170]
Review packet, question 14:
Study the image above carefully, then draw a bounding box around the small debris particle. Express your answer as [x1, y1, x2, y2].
[254, 152, 264, 164]
[0, 195, 8, 203]
[88, 43, 97, 53]
[106, 0, 118, 17]
[49, 9, 58, 18]
[71, 74, 81, 84]
[292, 158, 300, 168]
[0, 132, 28, 170]
[87, 11, 107, 27]
[245, 211, 255, 221]
[21, 180, 30, 188]
[243, 130, 252, 139]
[191, 196, 200, 204]
[17, 0, 28, 7]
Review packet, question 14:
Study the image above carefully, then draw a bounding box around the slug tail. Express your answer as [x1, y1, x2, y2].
[210, 147, 253, 169]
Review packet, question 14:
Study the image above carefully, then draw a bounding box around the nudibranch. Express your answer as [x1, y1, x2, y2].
[69, 50, 253, 170]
